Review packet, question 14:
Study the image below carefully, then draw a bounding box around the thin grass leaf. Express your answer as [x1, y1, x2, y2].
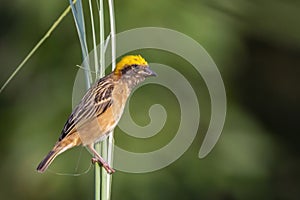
[104, 34, 111, 52]
[95, 140, 102, 200]
[69, 0, 92, 88]
[75, 65, 96, 74]
[105, 1, 117, 199]
[98, 0, 105, 78]
[101, 139, 108, 200]
[108, 0, 116, 71]
[95, 0, 106, 199]
[88, 0, 100, 77]
[0, 0, 77, 94]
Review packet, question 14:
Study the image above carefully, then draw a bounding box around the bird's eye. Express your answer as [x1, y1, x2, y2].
[132, 64, 139, 69]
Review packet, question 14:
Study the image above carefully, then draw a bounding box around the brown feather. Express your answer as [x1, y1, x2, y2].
[37, 132, 81, 173]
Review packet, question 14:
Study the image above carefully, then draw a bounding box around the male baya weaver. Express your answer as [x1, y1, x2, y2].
[37, 55, 156, 174]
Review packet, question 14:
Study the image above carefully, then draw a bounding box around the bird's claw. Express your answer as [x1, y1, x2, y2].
[91, 158, 115, 174]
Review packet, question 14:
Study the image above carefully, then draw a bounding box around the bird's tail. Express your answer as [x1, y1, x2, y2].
[36, 141, 75, 173]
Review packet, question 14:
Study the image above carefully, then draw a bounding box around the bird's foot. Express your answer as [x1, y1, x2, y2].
[91, 158, 115, 174]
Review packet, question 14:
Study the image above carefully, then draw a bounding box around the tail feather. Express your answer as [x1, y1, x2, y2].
[37, 142, 73, 173]
[36, 150, 58, 173]
[37, 132, 82, 173]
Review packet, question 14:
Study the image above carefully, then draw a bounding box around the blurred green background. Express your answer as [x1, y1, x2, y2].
[1, 0, 300, 199]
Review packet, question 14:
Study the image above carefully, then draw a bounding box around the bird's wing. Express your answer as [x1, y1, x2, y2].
[58, 78, 114, 141]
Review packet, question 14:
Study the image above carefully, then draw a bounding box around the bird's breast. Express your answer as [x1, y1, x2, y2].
[111, 84, 130, 121]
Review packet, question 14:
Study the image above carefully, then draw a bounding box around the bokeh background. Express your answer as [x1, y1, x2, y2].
[1, 0, 300, 199]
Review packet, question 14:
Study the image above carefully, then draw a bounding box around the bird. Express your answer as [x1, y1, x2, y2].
[36, 55, 156, 174]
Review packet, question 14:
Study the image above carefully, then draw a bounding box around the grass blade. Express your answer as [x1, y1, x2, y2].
[69, 0, 92, 88]
[0, 0, 77, 94]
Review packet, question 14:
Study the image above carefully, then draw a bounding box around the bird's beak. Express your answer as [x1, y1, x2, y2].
[144, 66, 157, 77]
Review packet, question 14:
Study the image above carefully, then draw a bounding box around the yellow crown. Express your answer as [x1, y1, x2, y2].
[114, 55, 148, 75]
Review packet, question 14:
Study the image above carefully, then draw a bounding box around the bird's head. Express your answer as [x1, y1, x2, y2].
[114, 55, 156, 79]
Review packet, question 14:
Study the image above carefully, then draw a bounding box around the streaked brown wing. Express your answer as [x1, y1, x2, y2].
[59, 77, 114, 141]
